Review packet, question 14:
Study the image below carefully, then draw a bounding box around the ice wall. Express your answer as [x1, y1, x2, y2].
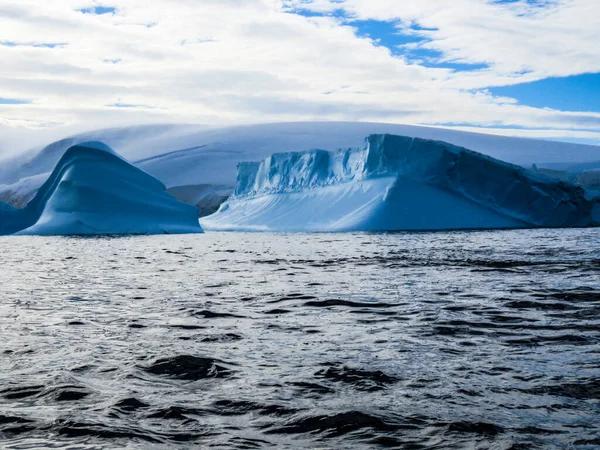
[2, 122, 599, 217]
[202, 135, 600, 232]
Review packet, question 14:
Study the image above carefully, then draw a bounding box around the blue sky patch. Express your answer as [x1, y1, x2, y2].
[287, 7, 349, 19]
[0, 98, 31, 105]
[107, 102, 141, 108]
[1, 41, 66, 49]
[402, 47, 489, 71]
[33, 43, 66, 49]
[492, 0, 558, 8]
[350, 20, 420, 55]
[287, 8, 489, 71]
[107, 102, 155, 109]
[346, 21, 489, 70]
[490, 73, 600, 113]
[79, 6, 116, 15]
[345, 20, 491, 71]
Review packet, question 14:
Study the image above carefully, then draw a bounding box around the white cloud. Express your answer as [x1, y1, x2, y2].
[287, 0, 600, 80]
[0, 0, 598, 147]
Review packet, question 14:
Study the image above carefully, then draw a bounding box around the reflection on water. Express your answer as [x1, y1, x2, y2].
[0, 229, 599, 449]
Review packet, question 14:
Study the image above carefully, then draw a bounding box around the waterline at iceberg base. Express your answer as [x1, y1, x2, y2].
[201, 134, 600, 232]
[0, 142, 203, 236]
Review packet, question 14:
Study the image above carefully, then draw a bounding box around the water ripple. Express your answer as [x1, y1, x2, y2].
[0, 229, 599, 448]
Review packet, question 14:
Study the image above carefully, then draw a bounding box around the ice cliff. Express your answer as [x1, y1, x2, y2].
[201, 134, 600, 232]
[2, 122, 600, 218]
[0, 142, 203, 236]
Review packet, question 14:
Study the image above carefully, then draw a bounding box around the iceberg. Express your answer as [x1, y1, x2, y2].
[2, 122, 600, 218]
[201, 134, 600, 232]
[0, 142, 202, 236]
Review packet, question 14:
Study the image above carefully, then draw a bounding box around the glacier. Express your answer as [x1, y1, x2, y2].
[0, 141, 202, 236]
[1, 122, 600, 217]
[201, 134, 600, 232]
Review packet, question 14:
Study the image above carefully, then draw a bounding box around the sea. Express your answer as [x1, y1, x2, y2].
[0, 229, 599, 449]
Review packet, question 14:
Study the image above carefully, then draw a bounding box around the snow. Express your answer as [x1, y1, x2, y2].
[166, 184, 232, 217]
[0, 141, 202, 236]
[0, 173, 49, 208]
[1, 122, 599, 216]
[201, 134, 600, 232]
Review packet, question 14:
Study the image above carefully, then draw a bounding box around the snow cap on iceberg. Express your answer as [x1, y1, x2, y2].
[1, 141, 203, 236]
[202, 134, 600, 232]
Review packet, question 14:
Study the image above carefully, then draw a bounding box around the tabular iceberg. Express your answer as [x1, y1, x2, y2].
[0, 142, 203, 236]
[201, 134, 600, 232]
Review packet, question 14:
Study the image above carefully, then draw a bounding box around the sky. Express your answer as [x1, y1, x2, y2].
[0, 0, 599, 150]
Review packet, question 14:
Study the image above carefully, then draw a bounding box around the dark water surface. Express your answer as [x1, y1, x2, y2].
[0, 230, 599, 449]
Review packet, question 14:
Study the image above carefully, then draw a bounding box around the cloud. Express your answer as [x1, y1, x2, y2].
[0, 0, 598, 147]
[287, 0, 600, 82]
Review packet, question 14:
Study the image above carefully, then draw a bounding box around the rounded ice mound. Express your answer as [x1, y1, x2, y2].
[1, 142, 203, 236]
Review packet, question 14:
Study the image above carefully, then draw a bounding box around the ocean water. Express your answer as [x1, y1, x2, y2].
[0, 230, 599, 449]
